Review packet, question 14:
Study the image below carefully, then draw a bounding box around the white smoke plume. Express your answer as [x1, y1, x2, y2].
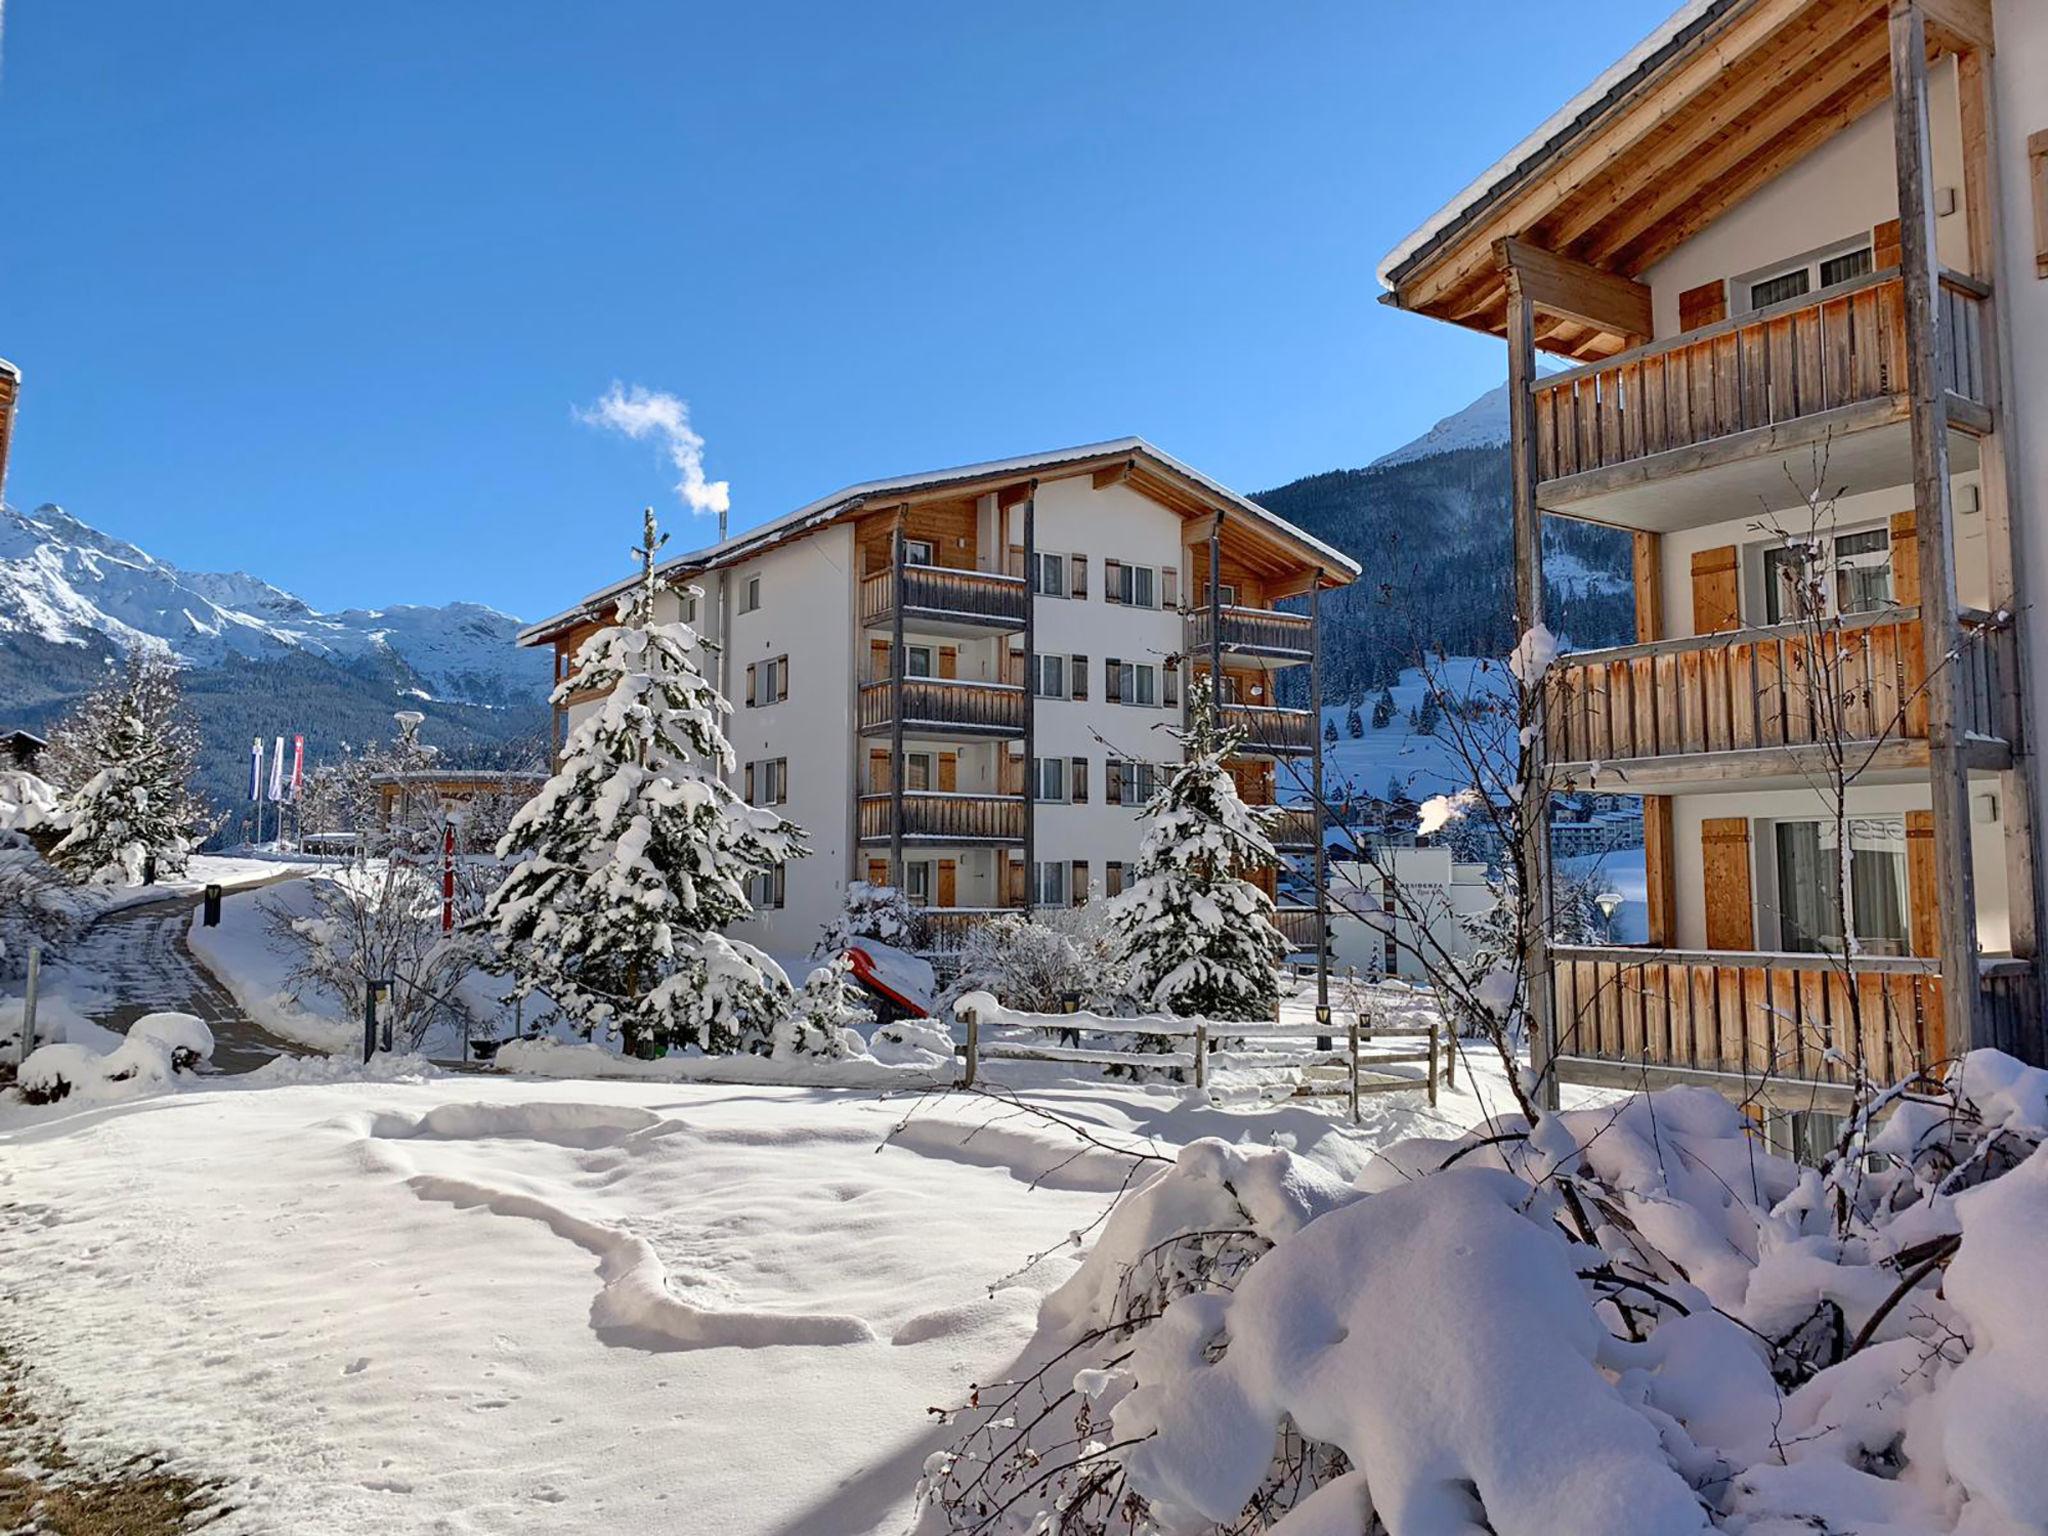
[577, 383, 731, 520]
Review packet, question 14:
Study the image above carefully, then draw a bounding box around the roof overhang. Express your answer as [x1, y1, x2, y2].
[518, 438, 1360, 647]
[1377, 0, 1987, 361]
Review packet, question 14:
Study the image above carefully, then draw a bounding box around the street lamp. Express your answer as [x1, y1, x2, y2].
[1595, 890, 1624, 944]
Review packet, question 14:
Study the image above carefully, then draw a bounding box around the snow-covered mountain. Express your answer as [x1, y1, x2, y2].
[1367, 382, 1511, 470]
[0, 504, 545, 709]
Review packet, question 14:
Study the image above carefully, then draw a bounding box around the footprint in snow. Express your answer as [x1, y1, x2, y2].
[343, 1357, 371, 1375]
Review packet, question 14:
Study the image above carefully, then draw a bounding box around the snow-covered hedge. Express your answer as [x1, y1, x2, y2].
[16, 1012, 215, 1106]
[920, 1052, 2048, 1534]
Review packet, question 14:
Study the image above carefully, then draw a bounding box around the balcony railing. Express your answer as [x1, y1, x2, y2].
[858, 678, 1027, 738]
[1275, 904, 1323, 951]
[1549, 943, 1944, 1089]
[1185, 605, 1314, 662]
[859, 565, 1029, 631]
[1543, 606, 2016, 768]
[858, 791, 1026, 845]
[912, 906, 1017, 952]
[1532, 269, 1990, 484]
[1268, 805, 1321, 851]
[1220, 704, 1317, 757]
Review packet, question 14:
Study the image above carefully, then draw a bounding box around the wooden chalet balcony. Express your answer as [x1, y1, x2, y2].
[1532, 270, 1992, 525]
[1221, 704, 1317, 757]
[1275, 904, 1323, 951]
[913, 906, 1017, 952]
[1543, 606, 2017, 786]
[1185, 605, 1314, 664]
[857, 791, 1026, 845]
[1268, 805, 1320, 852]
[859, 565, 1029, 634]
[857, 678, 1027, 739]
[1550, 943, 1946, 1106]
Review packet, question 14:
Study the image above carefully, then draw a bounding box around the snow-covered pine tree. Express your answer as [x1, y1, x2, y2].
[1415, 686, 1443, 736]
[1108, 680, 1289, 1021]
[813, 880, 916, 958]
[776, 955, 874, 1060]
[47, 653, 206, 885]
[482, 509, 806, 1058]
[1322, 717, 1338, 746]
[1371, 685, 1395, 729]
[1344, 699, 1364, 739]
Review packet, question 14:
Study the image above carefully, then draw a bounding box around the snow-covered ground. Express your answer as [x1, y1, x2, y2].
[0, 998, 1578, 1533]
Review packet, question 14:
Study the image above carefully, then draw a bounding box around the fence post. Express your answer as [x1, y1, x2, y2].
[960, 1005, 979, 1089]
[1427, 1009, 1440, 1110]
[18, 944, 40, 1068]
[1194, 1020, 1208, 1092]
[1347, 1009, 1360, 1125]
[362, 982, 379, 1065]
[1444, 1014, 1458, 1090]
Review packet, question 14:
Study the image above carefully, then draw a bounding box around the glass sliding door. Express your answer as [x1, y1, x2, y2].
[1772, 815, 1909, 954]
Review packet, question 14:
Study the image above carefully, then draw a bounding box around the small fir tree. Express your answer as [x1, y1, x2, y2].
[1344, 699, 1365, 739]
[47, 653, 206, 885]
[1415, 687, 1443, 737]
[1108, 681, 1289, 1021]
[776, 956, 874, 1060]
[482, 510, 806, 1057]
[1322, 717, 1339, 747]
[1371, 685, 1396, 730]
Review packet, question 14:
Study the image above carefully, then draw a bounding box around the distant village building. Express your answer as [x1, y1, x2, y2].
[1, 729, 46, 772]
[370, 768, 546, 846]
[1328, 847, 1493, 984]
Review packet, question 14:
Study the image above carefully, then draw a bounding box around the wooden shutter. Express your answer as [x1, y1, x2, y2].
[1889, 510, 1920, 605]
[1105, 861, 1124, 898]
[1164, 658, 1180, 708]
[1633, 532, 1664, 645]
[869, 748, 891, 792]
[1071, 860, 1088, 904]
[1006, 857, 1026, 907]
[1071, 757, 1088, 803]
[744, 763, 755, 804]
[1000, 749, 1024, 796]
[870, 639, 892, 681]
[1072, 654, 1088, 701]
[1678, 279, 1727, 331]
[937, 858, 958, 910]
[1701, 817, 1756, 951]
[1690, 546, 1741, 635]
[1104, 560, 1123, 603]
[1106, 658, 1122, 703]
[1162, 567, 1179, 608]
[744, 662, 757, 706]
[1906, 809, 1939, 958]
[938, 751, 958, 792]
[1007, 647, 1025, 686]
[2030, 131, 2048, 278]
[1874, 216, 1903, 272]
[938, 645, 958, 680]
[1643, 795, 1676, 947]
[1070, 554, 1087, 598]
[867, 858, 888, 886]
[1106, 761, 1124, 806]
[776, 658, 789, 702]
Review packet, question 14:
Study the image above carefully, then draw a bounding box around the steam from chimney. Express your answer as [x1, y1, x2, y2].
[577, 383, 731, 532]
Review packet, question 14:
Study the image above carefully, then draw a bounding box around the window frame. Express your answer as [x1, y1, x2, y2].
[741, 574, 762, 614]
[1030, 549, 1069, 599]
[1033, 756, 1068, 804]
[1033, 653, 1068, 700]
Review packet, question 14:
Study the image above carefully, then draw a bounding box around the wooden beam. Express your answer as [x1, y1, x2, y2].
[1632, 531, 1663, 644]
[1919, 0, 1993, 53]
[1091, 460, 1135, 491]
[1643, 795, 1676, 946]
[1891, 0, 1983, 1049]
[1494, 238, 1652, 343]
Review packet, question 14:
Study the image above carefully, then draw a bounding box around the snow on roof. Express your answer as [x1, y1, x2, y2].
[519, 437, 1360, 646]
[1376, 0, 1733, 290]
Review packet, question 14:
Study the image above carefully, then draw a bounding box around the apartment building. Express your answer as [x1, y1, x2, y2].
[518, 440, 1357, 964]
[1381, 0, 2048, 1112]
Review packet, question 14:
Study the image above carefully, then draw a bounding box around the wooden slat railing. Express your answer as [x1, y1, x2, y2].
[1544, 606, 2018, 765]
[1550, 943, 1944, 1086]
[859, 565, 1030, 630]
[1185, 605, 1314, 659]
[1221, 704, 1317, 756]
[913, 907, 1019, 951]
[857, 792, 1026, 844]
[1269, 805, 1320, 850]
[1533, 269, 1990, 482]
[1275, 905, 1322, 950]
[857, 678, 1027, 736]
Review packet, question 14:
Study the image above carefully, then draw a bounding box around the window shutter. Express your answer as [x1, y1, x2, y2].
[1072, 654, 1088, 701]
[937, 858, 958, 910]
[1162, 566, 1179, 608]
[869, 748, 891, 793]
[744, 763, 755, 804]
[1690, 547, 1741, 635]
[1107, 760, 1124, 806]
[1104, 559, 1123, 603]
[1071, 757, 1088, 804]
[1873, 216, 1903, 272]
[1700, 818, 1755, 950]
[1070, 554, 1087, 599]
[1006, 857, 1026, 908]
[777, 658, 789, 702]
[939, 645, 958, 680]
[1905, 809, 1939, 960]
[1007, 647, 1025, 687]
[1163, 658, 1180, 708]
[1678, 279, 1727, 331]
[1106, 657, 1122, 704]
[1889, 510, 1920, 605]
[938, 751, 958, 792]
[1071, 860, 1088, 905]
[745, 662, 757, 706]
[867, 858, 888, 886]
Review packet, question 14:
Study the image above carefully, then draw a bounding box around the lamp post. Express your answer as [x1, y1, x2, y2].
[1595, 890, 1623, 945]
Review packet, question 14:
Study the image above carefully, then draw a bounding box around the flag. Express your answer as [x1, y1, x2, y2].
[269, 736, 286, 802]
[289, 735, 305, 801]
[250, 737, 264, 801]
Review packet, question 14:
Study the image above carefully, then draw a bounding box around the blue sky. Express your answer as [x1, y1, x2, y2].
[0, 1, 1669, 621]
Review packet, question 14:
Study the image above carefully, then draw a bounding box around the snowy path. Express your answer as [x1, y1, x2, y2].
[63, 885, 308, 1074]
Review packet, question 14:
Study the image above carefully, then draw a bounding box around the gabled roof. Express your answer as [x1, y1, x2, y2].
[519, 437, 1359, 646]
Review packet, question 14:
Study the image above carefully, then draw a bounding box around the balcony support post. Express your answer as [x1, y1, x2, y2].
[1208, 512, 1226, 723]
[1507, 268, 1559, 1109]
[889, 508, 907, 894]
[1021, 483, 1038, 911]
[1310, 568, 1330, 1024]
[1892, 0, 1986, 1050]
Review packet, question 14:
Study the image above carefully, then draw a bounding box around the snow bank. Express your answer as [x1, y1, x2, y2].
[0, 991, 119, 1060]
[16, 1011, 213, 1105]
[495, 1034, 946, 1089]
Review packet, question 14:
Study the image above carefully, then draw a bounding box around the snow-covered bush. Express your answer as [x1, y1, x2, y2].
[942, 905, 1129, 1015]
[921, 1053, 2048, 1535]
[483, 513, 804, 1058]
[815, 881, 916, 958]
[45, 653, 207, 885]
[869, 1013, 955, 1070]
[775, 957, 873, 1061]
[16, 1012, 214, 1106]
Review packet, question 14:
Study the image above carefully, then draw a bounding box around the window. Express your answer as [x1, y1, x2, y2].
[1201, 582, 1238, 608]
[1032, 860, 1069, 908]
[746, 656, 789, 707]
[902, 538, 935, 567]
[1030, 550, 1068, 598]
[1033, 653, 1067, 699]
[905, 644, 935, 679]
[673, 590, 699, 625]
[905, 860, 933, 905]
[1744, 239, 1874, 314]
[1762, 526, 1892, 624]
[1749, 268, 1811, 310]
[1033, 757, 1068, 803]
[1772, 815, 1908, 955]
[1108, 759, 1164, 806]
[745, 758, 788, 806]
[1107, 561, 1159, 608]
[902, 751, 934, 792]
[1109, 660, 1159, 707]
[741, 575, 762, 614]
[1819, 247, 1874, 288]
[746, 863, 786, 911]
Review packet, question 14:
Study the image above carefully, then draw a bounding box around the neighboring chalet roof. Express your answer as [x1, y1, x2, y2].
[367, 770, 546, 787]
[1376, 0, 1982, 361]
[519, 437, 1360, 647]
[2, 729, 48, 749]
